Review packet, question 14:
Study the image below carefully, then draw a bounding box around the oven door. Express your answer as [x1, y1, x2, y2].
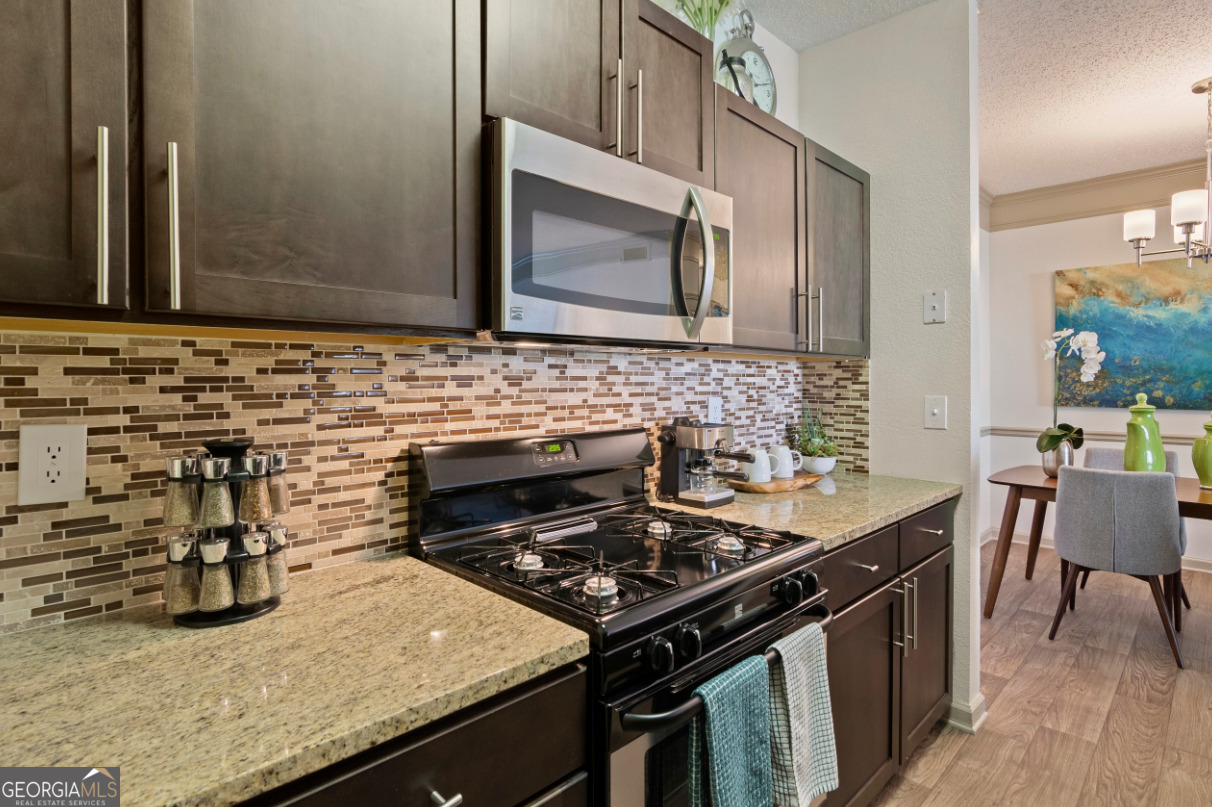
[607, 603, 831, 807]
[493, 118, 732, 345]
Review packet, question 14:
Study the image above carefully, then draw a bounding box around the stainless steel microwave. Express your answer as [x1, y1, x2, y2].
[491, 118, 733, 346]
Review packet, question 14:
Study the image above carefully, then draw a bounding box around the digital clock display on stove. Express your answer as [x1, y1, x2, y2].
[545, 443, 563, 453]
[532, 440, 578, 465]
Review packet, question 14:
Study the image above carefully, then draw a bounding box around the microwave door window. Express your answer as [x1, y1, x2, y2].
[512, 172, 681, 317]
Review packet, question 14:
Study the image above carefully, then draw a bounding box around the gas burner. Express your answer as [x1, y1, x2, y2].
[514, 552, 545, 571]
[582, 574, 619, 604]
[713, 533, 747, 556]
[647, 520, 672, 540]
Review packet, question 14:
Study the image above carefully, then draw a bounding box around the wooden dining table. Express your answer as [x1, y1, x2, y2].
[984, 465, 1212, 618]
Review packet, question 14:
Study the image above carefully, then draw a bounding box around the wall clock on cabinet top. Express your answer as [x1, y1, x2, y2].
[715, 10, 776, 115]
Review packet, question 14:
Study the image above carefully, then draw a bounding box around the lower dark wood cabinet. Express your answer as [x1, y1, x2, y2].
[246, 663, 587, 807]
[826, 581, 903, 807]
[900, 546, 953, 762]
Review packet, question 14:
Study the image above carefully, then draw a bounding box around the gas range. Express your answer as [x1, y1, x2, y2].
[409, 428, 829, 806]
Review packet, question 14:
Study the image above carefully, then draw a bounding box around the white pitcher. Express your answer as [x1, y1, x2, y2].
[741, 448, 779, 484]
[767, 445, 803, 479]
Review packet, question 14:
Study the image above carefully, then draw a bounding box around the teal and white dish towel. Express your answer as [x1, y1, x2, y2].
[768, 622, 839, 805]
[688, 655, 772, 807]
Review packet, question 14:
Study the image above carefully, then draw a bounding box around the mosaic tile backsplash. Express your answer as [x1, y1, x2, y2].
[0, 328, 869, 633]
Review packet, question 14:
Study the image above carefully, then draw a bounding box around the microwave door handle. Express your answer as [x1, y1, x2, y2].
[670, 214, 691, 319]
[680, 186, 715, 340]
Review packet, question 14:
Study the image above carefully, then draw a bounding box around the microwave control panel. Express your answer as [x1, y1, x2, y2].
[532, 440, 579, 466]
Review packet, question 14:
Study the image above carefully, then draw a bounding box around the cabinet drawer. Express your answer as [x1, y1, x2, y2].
[899, 500, 956, 570]
[821, 525, 898, 611]
[255, 664, 587, 807]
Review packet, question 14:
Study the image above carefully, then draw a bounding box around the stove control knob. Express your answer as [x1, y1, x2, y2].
[675, 624, 703, 660]
[796, 570, 820, 598]
[775, 576, 804, 606]
[646, 636, 676, 674]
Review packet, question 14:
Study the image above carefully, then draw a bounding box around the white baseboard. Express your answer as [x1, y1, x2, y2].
[978, 527, 1212, 574]
[947, 693, 987, 734]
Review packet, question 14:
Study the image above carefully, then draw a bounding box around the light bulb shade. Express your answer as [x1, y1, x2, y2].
[1170, 189, 1208, 226]
[1174, 222, 1206, 244]
[1123, 209, 1156, 241]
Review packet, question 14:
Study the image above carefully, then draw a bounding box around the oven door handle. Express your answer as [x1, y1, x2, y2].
[671, 186, 715, 340]
[617, 603, 832, 733]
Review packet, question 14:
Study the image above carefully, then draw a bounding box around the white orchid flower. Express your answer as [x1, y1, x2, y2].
[1080, 369, 1096, 383]
[1042, 339, 1057, 361]
[1082, 349, 1106, 365]
[1052, 328, 1074, 339]
[1067, 331, 1099, 356]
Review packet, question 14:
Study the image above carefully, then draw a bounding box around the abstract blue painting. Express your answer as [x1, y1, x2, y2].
[1055, 259, 1212, 410]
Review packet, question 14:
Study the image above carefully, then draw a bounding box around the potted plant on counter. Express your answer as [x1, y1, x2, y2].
[792, 407, 840, 474]
[1038, 328, 1104, 476]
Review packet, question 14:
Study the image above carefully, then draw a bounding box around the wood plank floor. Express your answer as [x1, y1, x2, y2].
[872, 542, 1212, 807]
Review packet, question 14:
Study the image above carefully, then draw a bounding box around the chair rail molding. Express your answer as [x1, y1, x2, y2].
[984, 425, 1198, 447]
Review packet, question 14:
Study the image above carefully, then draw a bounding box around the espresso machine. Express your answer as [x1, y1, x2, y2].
[657, 417, 755, 508]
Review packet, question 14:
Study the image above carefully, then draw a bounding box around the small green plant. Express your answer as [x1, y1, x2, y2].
[792, 407, 839, 458]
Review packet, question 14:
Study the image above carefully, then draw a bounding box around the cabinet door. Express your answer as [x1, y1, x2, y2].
[143, 0, 480, 328]
[624, 0, 714, 186]
[485, 0, 621, 151]
[825, 581, 903, 807]
[807, 141, 869, 357]
[715, 87, 806, 351]
[900, 546, 952, 762]
[0, 0, 127, 308]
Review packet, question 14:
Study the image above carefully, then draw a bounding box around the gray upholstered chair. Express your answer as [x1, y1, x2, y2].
[1082, 447, 1190, 613]
[1050, 465, 1185, 667]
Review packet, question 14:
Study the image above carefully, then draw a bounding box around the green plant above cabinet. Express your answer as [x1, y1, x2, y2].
[0, 0, 128, 309]
[141, 0, 480, 330]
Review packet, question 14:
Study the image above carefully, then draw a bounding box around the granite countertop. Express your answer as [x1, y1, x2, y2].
[0, 555, 588, 807]
[667, 473, 963, 551]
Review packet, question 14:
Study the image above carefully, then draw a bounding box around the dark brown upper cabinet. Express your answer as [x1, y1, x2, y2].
[0, 0, 128, 309]
[142, 0, 480, 329]
[806, 140, 871, 357]
[485, 0, 621, 151]
[624, 0, 715, 186]
[715, 86, 806, 351]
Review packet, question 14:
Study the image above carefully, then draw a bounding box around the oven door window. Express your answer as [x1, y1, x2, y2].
[511, 171, 729, 318]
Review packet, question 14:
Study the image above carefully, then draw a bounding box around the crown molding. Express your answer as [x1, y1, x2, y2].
[986, 158, 1206, 232]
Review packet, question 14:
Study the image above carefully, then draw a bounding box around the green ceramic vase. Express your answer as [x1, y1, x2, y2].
[1193, 412, 1212, 490]
[1124, 393, 1165, 472]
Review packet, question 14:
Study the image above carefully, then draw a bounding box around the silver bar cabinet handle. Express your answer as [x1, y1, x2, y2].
[919, 528, 945, 535]
[912, 576, 920, 650]
[901, 581, 912, 657]
[856, 563, 879, 573]
[629, 69, 643, 163]
[167, 142, 181, 310]
[96, 126, 109, 305]
[606, 58, 623, 157]
[807, 286, 814, 350]
[430, 791, 463, 807]
[818, 285, 825, 348]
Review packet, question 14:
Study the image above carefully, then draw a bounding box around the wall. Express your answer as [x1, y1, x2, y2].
[798, 0, 982, 727]
[984, 206, 1212, 563]
[0, 326, 869, 633]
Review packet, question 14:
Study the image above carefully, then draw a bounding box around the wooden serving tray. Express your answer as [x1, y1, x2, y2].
[728, 471, 824, 494]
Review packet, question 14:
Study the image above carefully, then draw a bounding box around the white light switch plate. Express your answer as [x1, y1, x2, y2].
[924, 396, 948, 430]
[18, 424, 88, 505]
[924, 291, 947, 324]
[707, 396, 723, 424]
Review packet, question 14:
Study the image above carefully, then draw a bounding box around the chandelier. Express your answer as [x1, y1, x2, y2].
[1122, 77, 1212, 266]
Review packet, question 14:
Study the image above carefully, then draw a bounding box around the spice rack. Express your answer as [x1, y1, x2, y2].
[164, 437, 290, 628]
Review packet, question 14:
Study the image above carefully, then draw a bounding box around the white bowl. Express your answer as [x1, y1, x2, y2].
[803, 456, 838, 475]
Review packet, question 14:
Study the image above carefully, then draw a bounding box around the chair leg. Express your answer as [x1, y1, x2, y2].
[1049, 563, 1081, 641]
[1173, 573, 1183, 633]
[1080, 569, 1091, 590]
[1181, 577, 1192, 610]
[1147, 576, 1185, 669]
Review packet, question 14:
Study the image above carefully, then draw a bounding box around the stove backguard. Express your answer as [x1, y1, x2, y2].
[409, 428, 656, 553]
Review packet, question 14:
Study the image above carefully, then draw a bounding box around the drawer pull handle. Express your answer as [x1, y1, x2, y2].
[856, 563, 880, 573]
[919, 528, 945, 535]
[167, 141, 182, 310]
[431, 791, 463, 807]
[96, 126, 109, 305]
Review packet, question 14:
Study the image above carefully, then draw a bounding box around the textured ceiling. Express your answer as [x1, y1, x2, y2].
[979, 0, 1212, 195]
[744, 0, 934, 51]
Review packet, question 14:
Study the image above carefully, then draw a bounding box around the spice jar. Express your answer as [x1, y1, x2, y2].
[266, 523, 290, 596]
[198, 457, 235, 528]
[163, 533, 201, 615]
[238, 454, 273, 524]
[267, 451, 291, 516]
[163, 457, 200, 528]
[198, 537, 235, 612]
[237, 531, 272, 604]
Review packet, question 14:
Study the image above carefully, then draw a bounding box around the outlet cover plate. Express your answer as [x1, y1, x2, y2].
[924, 291, 947, 324]
[707, 395, 723, 424]
[18, 424, 88, 505]
[924, 396, 948, 430]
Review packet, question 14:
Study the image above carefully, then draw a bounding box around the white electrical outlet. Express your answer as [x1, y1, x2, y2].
[19, 424, 88, 505]
[924, 291, 947, 324]
[924, 396, 948, 430]
[707, 395, 723, 424]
